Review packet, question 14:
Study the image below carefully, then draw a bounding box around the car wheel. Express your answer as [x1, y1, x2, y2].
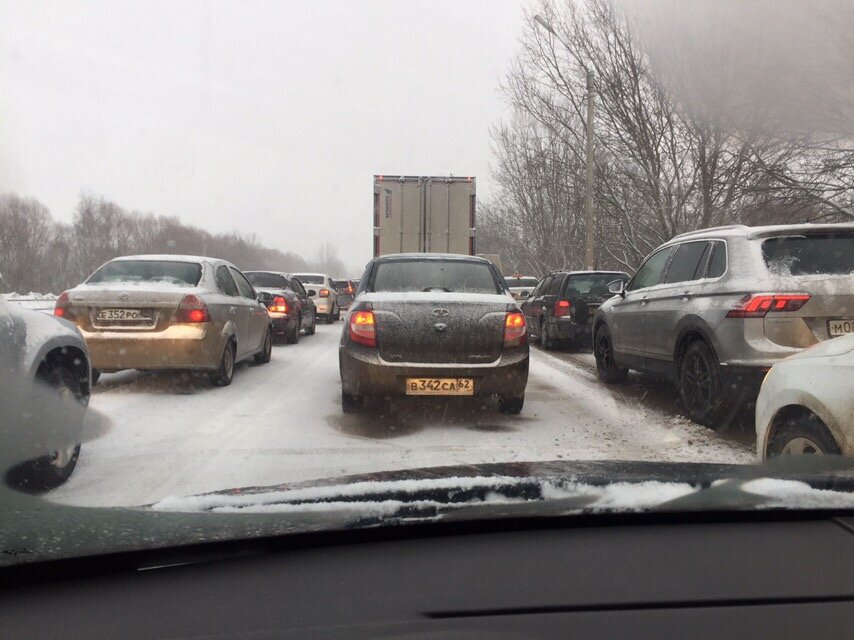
[766, 412, 841, 457]
[10, 362, 86, 491]
[254, 328, 273, 364]
[498, 395, 524, 414]
[679, 340, 725, 427]
[286, 317, 300, 344]
[342, 389, 363, 414]
[305, 313, 316, 335]
[90, 369, 101, 386]
[211, 340, 236, 386]
[539, 318, 554, 350]
[333, 304, 340, 321]
[594, 324, 628, 384]
[326, 312, 335, 325]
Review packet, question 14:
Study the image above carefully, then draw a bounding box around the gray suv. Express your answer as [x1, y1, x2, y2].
[593, 223, 854, 427]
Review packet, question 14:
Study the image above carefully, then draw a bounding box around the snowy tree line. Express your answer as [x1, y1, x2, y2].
[0, 192, 346, 294]
[479, 0, 853, 276]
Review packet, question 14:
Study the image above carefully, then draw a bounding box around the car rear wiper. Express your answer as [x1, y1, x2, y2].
[422, 286, 452, 292]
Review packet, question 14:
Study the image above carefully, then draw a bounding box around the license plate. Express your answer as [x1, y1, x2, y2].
[97, 308, 149, 321]
[405, 378, 474, 396]
[828, 319, 854, 336]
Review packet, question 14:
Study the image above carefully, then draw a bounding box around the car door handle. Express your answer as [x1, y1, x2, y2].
[230, 306, 237, 315]
[640, 297, 649, 305]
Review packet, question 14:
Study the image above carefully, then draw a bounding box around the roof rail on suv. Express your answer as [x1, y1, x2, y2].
[669, 225, 750, 242]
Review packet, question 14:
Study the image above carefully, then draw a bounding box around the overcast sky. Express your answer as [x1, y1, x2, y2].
[0, 0, 525, 272]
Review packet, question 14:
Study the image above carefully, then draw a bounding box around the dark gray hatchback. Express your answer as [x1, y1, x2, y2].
[339, 254, 529, 414]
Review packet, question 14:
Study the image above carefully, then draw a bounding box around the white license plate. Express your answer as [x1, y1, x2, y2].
[405, 378, 474, 396]
[828, 319, 854, 336]
[97, 308, 149, 321]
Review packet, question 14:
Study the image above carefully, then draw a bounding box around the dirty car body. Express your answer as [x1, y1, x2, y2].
[339, 254, 529, 414]
[57, 255, 272, 374]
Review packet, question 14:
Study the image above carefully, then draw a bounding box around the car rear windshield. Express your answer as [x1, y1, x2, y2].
[505, 277, 539, 288]
[87, 260, 202, 286]
[370, 260, 502, 294]
[761, 234, 854, 276]
[245, 272, 287, 289]
[292, 274, 324, 285]
[333, 280, 352, 290]
[564, 273, 626, 296]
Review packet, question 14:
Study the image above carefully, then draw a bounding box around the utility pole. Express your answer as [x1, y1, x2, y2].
[584, 70, 595, 270]
[534, 14, 596, 270]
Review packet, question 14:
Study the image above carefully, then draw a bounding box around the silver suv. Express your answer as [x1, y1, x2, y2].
[593, 223, 854, 427]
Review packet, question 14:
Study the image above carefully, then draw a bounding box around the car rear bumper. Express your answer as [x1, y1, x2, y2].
[269, 314, 297, 335]
[81, 324, 225, 371]
[315, 299, 334, 315]
[550, 317, 592, 342]
[339, 344, 529, 398]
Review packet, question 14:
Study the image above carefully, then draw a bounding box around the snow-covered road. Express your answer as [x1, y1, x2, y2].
[50, 323, 755, 508]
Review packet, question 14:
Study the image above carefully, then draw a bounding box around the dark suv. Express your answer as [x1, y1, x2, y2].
[593, 223, 854, 427]
[521, 271, 629, 350]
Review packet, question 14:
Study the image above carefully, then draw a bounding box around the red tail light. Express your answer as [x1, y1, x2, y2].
[319, 288, 330, 298]
[504, 312, 527, 348]
[176, 294, 210, 323]
[726, 294, 810, 318]
[54, 291, 75, 321]
[268, 296, 288, 314]
[349, 310, 377, 347]
[347, 284, 354, 294]
[554, 299, 571, 318]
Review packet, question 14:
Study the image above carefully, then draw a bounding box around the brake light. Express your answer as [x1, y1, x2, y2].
[347, 284, 354, 294]
[349, 310, 377, 347]
[176, 294, 210, 323]
[268, 296, 288, 314]
[554, 299, 571, 318]
[504, 312, 527, 348]
[726, 294, 810, 318]
[319, 288, 330, 298]
[53, 291, 75, 321]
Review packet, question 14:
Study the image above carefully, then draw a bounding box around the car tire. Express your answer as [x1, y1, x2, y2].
[539, 318, 554, 350]
[305, 314, 316, 335]
[333, 304, 340, 321]
[679, 340, 725, 427]
[211, 340, 236, 387]
[766, 412, 841, 457]
[90, 369, 101, 386]
[342, 389, 363, 414]
[326, 312, 335, 325]
[498, 395, 524, 415]
[254, 328, 273, 364]
[594, 324, 628, 384]
[286, 317, 300, 344]
[10, 362, 86, 491]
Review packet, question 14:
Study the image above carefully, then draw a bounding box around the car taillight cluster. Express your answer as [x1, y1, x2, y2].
[319, 288, 330, 298]
[726, 293, 810, 318]
[503, 311, 527, 348]
[268, 296, 288, 314]
[349, 309, 377, 347]
[554, 299, 571, 318]
[176, 294, 211, 323]
[53, 291, 75, 321]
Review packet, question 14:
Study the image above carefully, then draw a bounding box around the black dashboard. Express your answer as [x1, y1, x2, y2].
[2, 512, 853, 639]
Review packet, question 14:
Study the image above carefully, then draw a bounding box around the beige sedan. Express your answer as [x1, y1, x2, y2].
[55, 255, 273, 386]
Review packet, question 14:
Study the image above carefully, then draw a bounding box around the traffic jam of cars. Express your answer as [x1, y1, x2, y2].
[2, 221, 853, 492]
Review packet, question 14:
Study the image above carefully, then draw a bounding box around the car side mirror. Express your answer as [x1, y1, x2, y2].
[607, 280, 626, 297]
[307, 289, 317, 297]
[257, 291, 273, 304]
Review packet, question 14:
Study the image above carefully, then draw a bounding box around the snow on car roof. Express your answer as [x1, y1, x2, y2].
[669, 222, 854, 244]
[111, 254, 221, 264]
